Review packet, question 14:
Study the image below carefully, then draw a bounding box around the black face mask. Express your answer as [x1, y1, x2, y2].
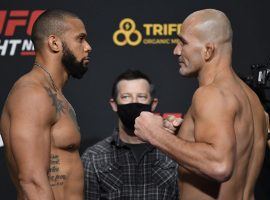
[62, 42, 88, 79]
[117, 103, 152, 135]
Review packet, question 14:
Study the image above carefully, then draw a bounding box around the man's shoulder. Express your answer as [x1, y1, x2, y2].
[82, 136, 114, 157]
[192, 84, 237, 111]
[5, 77, 56, 119]
[193, 84, 225, 99]
[7, 75, 48, 104]
[81, 136, 116, 169]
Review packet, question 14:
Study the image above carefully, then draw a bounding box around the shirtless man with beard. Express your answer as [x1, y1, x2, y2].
[0, 9, 91, 199]
[134, 9, 267, 200]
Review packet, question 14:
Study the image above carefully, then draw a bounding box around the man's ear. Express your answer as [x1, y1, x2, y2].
[151, 98, 158, 111]
[48, 35, 62, 52]
[109, 98, 118, 112]
[204, 42, 215, 61]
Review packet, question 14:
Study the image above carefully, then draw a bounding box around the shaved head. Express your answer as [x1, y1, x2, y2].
[183, 9, 233, 45]
[31, 9, 80, 52]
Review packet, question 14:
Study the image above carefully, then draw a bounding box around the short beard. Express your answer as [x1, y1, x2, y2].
[61, 42, 88, 79]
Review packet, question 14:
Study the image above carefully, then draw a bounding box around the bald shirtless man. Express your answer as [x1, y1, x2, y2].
[134, 9, 267, 200]
[0, 10, 91, 199]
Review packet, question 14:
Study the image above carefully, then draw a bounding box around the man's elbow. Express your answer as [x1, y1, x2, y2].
[18, 173, 54, 200]
[209, 162, 233, 182]
[18, 172, 48, 191]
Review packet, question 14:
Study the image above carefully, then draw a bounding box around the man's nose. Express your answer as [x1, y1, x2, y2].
[173, 44, 182, 56]
[85, 41, 92, 53]
[131, 97, 138, 103]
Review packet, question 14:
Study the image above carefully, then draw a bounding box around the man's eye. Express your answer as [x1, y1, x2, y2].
[77, 36, 84, 43]
[138, 96, 147, 99]
[179, 40, 186, 46]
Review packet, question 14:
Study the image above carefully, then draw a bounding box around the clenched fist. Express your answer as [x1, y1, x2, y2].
[134, 111, 163, 143]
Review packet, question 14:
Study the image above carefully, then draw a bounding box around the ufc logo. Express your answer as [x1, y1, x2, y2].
[0, 10, 44, 36]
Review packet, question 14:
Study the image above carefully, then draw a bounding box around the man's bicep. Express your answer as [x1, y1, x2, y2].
[193, 88, 237, 154]
[9, 87, 55, 174]
[10, 119, 51, 172]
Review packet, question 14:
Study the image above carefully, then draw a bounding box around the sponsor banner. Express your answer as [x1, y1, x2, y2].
[154, 112, 183, 119]
[162, 112, 182, 119]
[113, 18, 181, 46]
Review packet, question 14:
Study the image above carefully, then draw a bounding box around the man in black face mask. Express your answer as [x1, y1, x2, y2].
[82, 69, 179, 200]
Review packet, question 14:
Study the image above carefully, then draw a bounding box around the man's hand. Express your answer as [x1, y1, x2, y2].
[163, 115, 183, 134]
[134, 111, 164, 143]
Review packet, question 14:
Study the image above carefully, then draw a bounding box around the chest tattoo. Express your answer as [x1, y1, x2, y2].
[45, 87, 80, 130]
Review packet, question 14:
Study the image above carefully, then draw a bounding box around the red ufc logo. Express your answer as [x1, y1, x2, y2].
[0, 10, 44, 36]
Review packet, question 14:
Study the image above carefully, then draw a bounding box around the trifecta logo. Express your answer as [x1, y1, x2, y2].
[113, 18, 181, 46]
[0, 10, 45, 56]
